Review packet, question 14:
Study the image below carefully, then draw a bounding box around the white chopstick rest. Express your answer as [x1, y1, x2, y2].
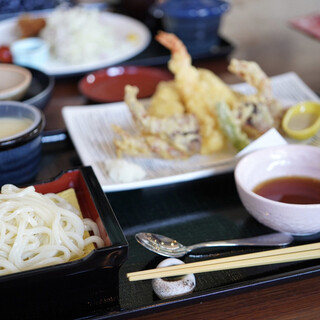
[152, 258, 196, 299]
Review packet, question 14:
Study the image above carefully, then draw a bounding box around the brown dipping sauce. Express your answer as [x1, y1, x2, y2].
[253, 176, 320, 205]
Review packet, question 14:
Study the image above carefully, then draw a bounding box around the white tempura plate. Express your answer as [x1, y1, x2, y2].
[0, 11, 151, 77]
[62, 72, 320, 192]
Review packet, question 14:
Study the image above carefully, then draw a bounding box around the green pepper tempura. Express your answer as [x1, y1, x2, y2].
[215, 101, 250, 151]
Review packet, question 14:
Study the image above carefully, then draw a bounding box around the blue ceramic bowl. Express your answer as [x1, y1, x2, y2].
[23, 67, 55, 110]
[152, 0, 230, 52]
[0, 101, 45, 185]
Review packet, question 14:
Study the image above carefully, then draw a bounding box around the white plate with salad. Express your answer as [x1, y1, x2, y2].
[0, 7, 151, 77]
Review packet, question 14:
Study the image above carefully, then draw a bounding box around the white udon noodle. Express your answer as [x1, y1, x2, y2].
[0, 184, 105, 275]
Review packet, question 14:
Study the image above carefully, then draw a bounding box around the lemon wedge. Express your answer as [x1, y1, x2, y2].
[282, 101, 320, 140]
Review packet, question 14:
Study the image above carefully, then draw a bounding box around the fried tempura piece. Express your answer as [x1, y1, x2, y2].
[228, 59, 272, 100]
[113, 124, 196, 159]
[112, 32, 285, 159]
[113, 86, 201, 159]
[156, 31, 237, 154]
[17, 15, 46, 38]
[112, 125, 152, 157]
[228, 58, 284, 136]
[124, 85, 201, 156]
[148, 81, 184, 118]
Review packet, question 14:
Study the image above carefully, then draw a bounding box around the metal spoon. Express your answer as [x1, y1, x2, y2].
[135, 232, 294, 258]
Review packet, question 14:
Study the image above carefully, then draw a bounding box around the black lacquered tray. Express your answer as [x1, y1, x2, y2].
[123, 36, 234, 67]
[1, 165, 128, 320]
[29, 138, 320, 319]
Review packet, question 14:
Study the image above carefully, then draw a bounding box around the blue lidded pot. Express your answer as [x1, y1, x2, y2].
[0, 101, 45, 186]
[152, 0, 230, 51]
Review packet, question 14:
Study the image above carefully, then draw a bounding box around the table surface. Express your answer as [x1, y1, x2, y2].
[37, 0, 320, 319]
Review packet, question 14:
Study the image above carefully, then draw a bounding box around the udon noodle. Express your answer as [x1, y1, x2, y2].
[0, 184, 104, 275]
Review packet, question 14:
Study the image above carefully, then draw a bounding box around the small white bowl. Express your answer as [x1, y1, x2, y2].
[10, 37, 49, 69]
[234, 144, 320, 235]
[0, 64, 32, 101]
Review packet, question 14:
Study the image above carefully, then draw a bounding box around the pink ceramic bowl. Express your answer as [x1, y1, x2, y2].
[234, 144, 320, 235]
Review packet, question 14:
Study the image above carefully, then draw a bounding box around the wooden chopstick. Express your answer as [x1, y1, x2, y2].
[127, 242, 320, 282]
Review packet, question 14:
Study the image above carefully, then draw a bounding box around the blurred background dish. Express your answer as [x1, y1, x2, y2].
[0, 10, 151, 77]
[0, 101, 45, 185]
[23, 66, 55, 110]
[0, 0, 73, 21]
[79, 65, 173, 103]
[0, 63, 31, 101]
[119, 0, 157, 21]
[235, 144, 320, 235]
[151, 0, 230, 52]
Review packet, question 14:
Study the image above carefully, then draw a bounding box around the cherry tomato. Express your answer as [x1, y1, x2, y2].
[0, 46, 13, 63]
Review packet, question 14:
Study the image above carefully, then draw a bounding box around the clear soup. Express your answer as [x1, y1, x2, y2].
[0, 117, 33, 139]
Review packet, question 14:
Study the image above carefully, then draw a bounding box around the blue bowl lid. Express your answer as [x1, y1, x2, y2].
[154, 0, 230, 18]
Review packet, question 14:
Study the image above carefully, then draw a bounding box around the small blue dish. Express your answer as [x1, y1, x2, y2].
[23, 67, 55, 110]
[152, 0, 230, 52]
[0, 101, 45, 186]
